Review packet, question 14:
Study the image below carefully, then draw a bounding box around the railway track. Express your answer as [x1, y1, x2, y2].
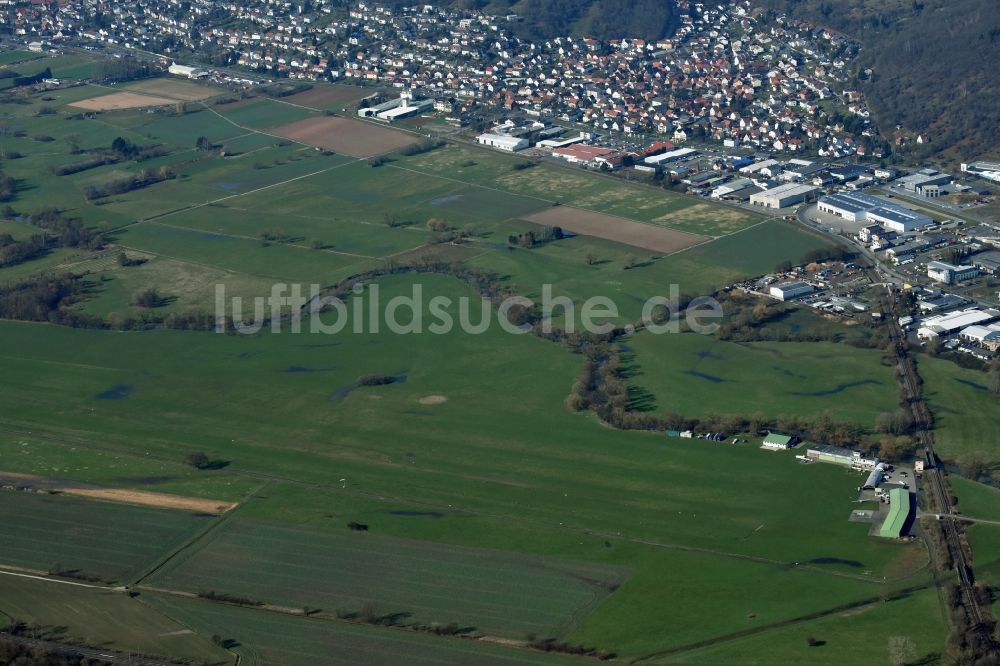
[878, 284, 996, 648]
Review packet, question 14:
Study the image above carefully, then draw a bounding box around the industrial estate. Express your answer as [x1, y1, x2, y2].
[0, 1, 998, 665]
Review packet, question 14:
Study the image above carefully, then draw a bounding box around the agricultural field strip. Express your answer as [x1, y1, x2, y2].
[152, 528, 613, 625]
[111, 155, 365, 232]
[0, 419, 913, 588]
[148, 220, 379, 260]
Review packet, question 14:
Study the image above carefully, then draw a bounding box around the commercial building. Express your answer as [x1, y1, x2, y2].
[862, 462, 888, 490]
[896, 168, 951, 193]
[749, 183, 817, 209]
[817, 192, 932, 232]
[551, 144, 619, 167]
[167, 62, 208, 79]
[961, 161, 1000, 183]
[806, 445, 880, 470]
[927, 261, 979, 285]
[917, 308, 1000, 339]
[960, 324, 1000, 350]
[879, 487, 912, 538]
[358, 91, 432, 121]
[643, 147, 696, 166]
[477, 133, 528, 152]
[761, 432, 796, 450]
[769, 281, 814, 301]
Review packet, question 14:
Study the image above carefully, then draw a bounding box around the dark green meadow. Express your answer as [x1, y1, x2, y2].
[0, 52, 951, 663]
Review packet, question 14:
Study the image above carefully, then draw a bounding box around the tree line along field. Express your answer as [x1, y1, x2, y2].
[0, 57, 950, 661]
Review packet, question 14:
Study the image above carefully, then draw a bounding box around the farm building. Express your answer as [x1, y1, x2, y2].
[927, 261, 979, 285]
[806, 445, 880, 470]
[477, 133, 528, 152]
[750, 183, 818, 209]
[879, 488, 912, 538]
[761, 432, 796, 450]
[862, 462, 888, 490]
[769, 281, 814, 301]
[167, 62, 208, 79]
[918, 308, 1000, 339]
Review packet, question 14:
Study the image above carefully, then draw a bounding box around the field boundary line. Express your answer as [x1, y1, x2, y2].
[129, 481, 269, 588]
[0, 567, 122, 591]
[629, 581, 938, 663]
[147, 220, 377, 260]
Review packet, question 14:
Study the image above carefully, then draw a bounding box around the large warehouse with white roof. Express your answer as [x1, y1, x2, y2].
[749, 183, 818, 209]
[817, 192, 932, 232]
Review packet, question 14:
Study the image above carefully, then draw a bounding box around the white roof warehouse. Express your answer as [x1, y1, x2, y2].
[917, 308, 1000, 339]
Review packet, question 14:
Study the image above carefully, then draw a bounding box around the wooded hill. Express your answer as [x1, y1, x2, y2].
[757, 0, 1000, 164]
[376, 0, 678, 41]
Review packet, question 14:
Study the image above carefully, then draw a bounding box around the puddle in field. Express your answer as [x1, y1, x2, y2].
[430, 194, 463, 206]
[955, 378, 988, 392]
[96, 384, 133, 400]
[330, 372, 408, 403]
[806, 557, 865, 568]
[387, 510, 446, 518]
[685, 370, 727, 383]
[788, 379, 881, 397]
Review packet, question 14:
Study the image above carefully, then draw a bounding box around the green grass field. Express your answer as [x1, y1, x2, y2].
[626, 332, 898, 426]
[150, 519, 625, 639]
[920, 357, 1000, 464]
[950, 476, 1000, 520]
[0, 65, 952, 663]
[0, 575, 231, 664]
[0, 490, 212, 583]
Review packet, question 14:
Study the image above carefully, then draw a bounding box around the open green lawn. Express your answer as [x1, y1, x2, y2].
[662, 587, 946, 665]
[626, 332, 899, 427]
[920, 356, 1000, 464]
[217, 99, 318, 130]
[144, 594, 580, 665]
[0, 274, 941, 658]
[950, 476, 1000, 520]
[0, 491, 212, 583]
[0, 575, 231, 664]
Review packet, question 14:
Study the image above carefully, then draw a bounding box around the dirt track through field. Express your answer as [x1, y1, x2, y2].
[524, 206, 710, 254]
[70, 91, 177, 111]
[269, 116, 417, 157]
[0, 471, 235, 514]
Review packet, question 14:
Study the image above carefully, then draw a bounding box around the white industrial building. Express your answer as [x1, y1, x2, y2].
[917, 308, 1000, 339]
[477, 133, 529, 152]
[168, 62, 208, 79]
[749, 183, 817, 209]
[769, 281, 814, 301]
[962, 161, 1000, 183]
[817, 192, 932, 232]
[643, 147, 697, 166]
[358, 91, 433, 121]
[927, 261, 979, 284]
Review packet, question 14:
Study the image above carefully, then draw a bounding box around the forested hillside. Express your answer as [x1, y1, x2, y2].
[376, 0, 677, 41]
[757, 0, 1000, 163]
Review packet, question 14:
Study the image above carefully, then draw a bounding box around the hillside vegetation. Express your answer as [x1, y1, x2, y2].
[383, 0, 678, 41]
[758, 0, 1000, 163]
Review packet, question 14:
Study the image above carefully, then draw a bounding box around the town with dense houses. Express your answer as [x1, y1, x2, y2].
[11, 0, 883, 157]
